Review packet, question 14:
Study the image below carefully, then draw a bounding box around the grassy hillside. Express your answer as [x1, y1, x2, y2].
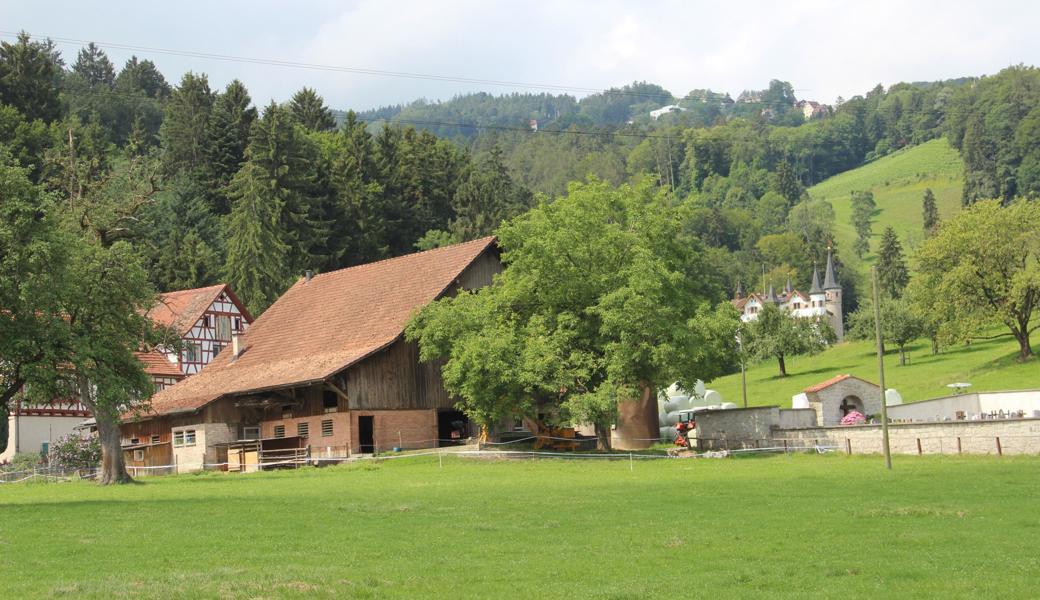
[2, 455, 1038, 598]
[707, 334, 1040, 408]
[808, 138, 963, 270]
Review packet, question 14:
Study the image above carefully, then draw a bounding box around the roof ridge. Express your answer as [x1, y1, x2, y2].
[305, 236, 496, 284]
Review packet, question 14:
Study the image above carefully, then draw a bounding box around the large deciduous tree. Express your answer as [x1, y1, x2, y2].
[407, 179, 737, 449]
[848, 296, 923, 366]
[911, 200, 1040, 360]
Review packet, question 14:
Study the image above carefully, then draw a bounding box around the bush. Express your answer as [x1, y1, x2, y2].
[48, 434, 101, 469]
[9, 452, 43, 472]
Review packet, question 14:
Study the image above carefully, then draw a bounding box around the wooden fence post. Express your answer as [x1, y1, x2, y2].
[845, 438, 851, 455]
[957, 437, 962, 454]
[916, 438, 922, 455]
[996, 437, 1003, 456]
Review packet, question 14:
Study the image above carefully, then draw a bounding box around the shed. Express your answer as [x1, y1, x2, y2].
[803, 374, 882, 426]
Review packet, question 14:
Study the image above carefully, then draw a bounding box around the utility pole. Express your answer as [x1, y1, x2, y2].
[872, 266, 892, 470]
[737, 328, 748, 408]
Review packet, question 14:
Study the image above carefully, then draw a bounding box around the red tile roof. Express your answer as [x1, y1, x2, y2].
[139, 237, 498, 417]
[803, 374, 876, 394]
[136, 349, 183, 379]
[146, 284, 252, 336]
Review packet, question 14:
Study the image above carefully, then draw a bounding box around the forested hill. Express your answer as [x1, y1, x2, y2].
[2, 31, 1040, 320]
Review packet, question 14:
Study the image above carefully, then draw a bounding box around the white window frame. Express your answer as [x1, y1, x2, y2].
[133, 449, 145, 461]
[173, 429, 197, 448]
[241, 426, 260, 440]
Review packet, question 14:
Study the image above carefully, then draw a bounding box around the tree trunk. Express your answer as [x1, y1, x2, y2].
[898, 346, 907, 366]
[594, 422, 612, 451]
[931, 337, 939, 355]
[614, 382, 658, 450]
[79, 377, 133, 485]
[777, 354, 787, 377]
[1017, 330, 1033, 361]
[97, 416, 133, 485]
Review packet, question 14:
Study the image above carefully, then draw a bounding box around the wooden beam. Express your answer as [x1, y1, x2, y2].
[324, 381, 349, 404]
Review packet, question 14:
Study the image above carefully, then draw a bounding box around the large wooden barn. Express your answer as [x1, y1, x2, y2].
[120, 237, 501, 472]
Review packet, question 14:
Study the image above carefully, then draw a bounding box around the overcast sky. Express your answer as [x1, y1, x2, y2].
[2, 1, 1037, 111]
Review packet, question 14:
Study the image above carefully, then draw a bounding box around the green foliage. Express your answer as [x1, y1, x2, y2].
[876, 227, 909, 298]
[848, 295, 923, 365]
[850, 190, 876, 258]
[408, 180, 737, 444]
[48, 433, 101, 469]
[289, 87, 336, 132]
[910, 200, 1040, 359]
[746, 303, 834, 377]
[206, 80, 257, 214]
[449, 146, 532, 241]
[159, 71, 215, 176]
[922, 187, 940, 233]
[0, 32, 62, 123]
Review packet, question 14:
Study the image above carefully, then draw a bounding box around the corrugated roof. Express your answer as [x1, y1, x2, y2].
[139, 237, 497, 417]
[136, 349, 183, 379]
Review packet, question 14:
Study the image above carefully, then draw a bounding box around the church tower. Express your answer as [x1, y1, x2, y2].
[822, 248, 844, 340]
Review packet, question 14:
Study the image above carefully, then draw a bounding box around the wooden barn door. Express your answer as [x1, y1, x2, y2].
[358, 416, 374, 454]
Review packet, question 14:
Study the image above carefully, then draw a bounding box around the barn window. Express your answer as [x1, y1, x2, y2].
[241, 426, 260, 440]
[150, 435, 160, 444]
[133, 450, 144, 461]
[323, 391, 339, 413]
[281, 405, 293, 419]
[184, 430, 196, 446]
[297, 422, 310, 437]
[216, 316, 232, 341]
[274, 425, 286, 438]
[173, 430, 196, 447]
[321, 419, 334, 437]
[212, 343, 225, 358]
[130, 437, 140, 445]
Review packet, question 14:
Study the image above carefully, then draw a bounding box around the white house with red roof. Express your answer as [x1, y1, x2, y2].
[732, 248, 844, 340]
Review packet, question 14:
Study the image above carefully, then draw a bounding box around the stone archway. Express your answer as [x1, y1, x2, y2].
[840, 395, 864, 416]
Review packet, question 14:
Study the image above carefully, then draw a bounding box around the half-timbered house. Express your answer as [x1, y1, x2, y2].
[120, 237, 501, 472]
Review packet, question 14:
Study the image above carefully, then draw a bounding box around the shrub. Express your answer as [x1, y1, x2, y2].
[48, 434, 101, 469]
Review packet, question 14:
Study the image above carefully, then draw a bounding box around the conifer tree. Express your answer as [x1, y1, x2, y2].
[0, 32, 62, 123]
[450, 145, 533, 240]
[159, 72, 215, 175]
[224, 161, 291, 315]
[922, 187, 940, 234]
[850, 190, 875, 258]
[207, 80, 257, 213]
[289, 87, 336, 132]
[72, 42, 115, 88]
[876, 226, 909, 298]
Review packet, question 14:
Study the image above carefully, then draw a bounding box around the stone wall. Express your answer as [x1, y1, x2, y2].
[695, 407, 780, 450]
[779, 408, 817, 429]
[777, 418, 1040, 455]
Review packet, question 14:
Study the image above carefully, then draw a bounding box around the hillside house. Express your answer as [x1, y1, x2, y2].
[120, 237, 502, 472]
[732, 248, 844, 340]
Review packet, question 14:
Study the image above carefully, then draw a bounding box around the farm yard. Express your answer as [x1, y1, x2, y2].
[1, 454, 1038, 599]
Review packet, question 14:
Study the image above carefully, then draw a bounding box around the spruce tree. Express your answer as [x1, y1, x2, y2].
[72, 42, 115, 88]
[450, 145, 533, 240]
[224, 161, 291, 316]
[289, 87, 336, 132]
[850, 190, 875, 258]
[207, 80, 257, 213]
[159, 72, 215, 176]
[0, 32, 62, 122]
[922, 187, 939, 234]
[876, 226, 909, 298]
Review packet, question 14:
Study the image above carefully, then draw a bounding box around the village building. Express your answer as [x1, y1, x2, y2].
[120, 237, 501, 473]
[797, 374, 882, 426]
[732, 248, 844, 340]
[796, 100, 831, 120]
[1, 284, 251, 465]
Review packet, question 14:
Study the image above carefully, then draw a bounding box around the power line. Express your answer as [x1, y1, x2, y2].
[0, 30, 681, 103]
[3, 30, 820, 110]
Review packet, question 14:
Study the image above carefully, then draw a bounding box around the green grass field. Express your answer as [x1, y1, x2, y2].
[808, 138, 963, 271]
[708, 334, 1040, 409]
[1, 454, 1038, 599]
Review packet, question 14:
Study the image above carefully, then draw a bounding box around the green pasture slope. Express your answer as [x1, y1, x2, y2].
[707, 334, 1040, 409]
[808, 138, 963, 270]
[1, 454, 1038, 598]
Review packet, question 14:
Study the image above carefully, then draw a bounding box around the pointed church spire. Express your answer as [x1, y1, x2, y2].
[765, 283, 779, 304]
[809, 265, 823, 294]
[735, 279, 744, 300]
[823, 246, 840, 290]
[784, 277, 793, 294]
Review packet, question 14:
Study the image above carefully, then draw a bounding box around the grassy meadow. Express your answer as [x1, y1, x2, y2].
[808, 137, 963, 271]
[1, 454, 1039, 599]
[708, 332, 1040, 409]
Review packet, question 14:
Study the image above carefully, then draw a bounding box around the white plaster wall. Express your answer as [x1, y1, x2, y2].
[1, 416, 86, 463]
[979, 391, 1040, 416]
[887, 394, 981, 422]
